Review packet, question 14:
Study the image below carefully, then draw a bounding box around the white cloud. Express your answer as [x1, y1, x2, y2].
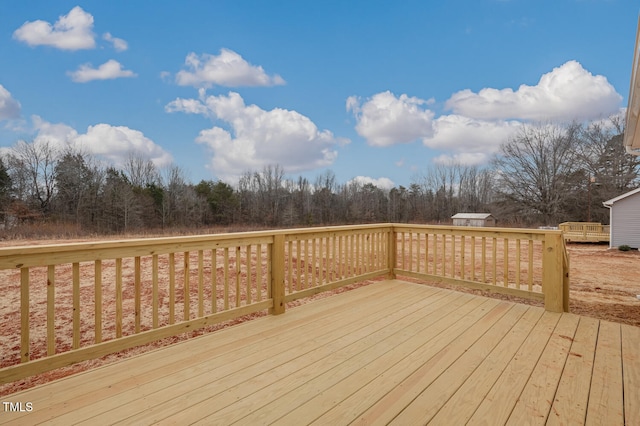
[13, 6, 95, 50]
[31, 116, 79, 144]
[68, 60, 137, 83]
[166, 92, 343, 180]
[103, 32, 128, 52]
[348, 61, 624, 169]
[31, 116, 172, 167]
[348, 176, 395, 191]
[432, 152, 489, 166]
[0, 85, 21, 120]
[445, 60, 622, 121]
[76, 124, 172, 167]
[346, 91, 435, 147]
[165, 97, 209, 115]
[424, 114, 521, 159]
[175, 49, 286, 88]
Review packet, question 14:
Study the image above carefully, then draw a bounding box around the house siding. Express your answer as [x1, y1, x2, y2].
[610, 194, 640, 248]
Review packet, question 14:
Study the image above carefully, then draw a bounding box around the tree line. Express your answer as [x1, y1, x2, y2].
[0, 118, 636, 236]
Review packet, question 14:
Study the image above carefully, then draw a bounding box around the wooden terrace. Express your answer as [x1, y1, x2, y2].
[559, 222, 610, 243]
[0, 224, 637, 424]
[2, 280, 639, 425]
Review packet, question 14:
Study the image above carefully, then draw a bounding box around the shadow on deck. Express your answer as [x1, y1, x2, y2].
[1, 280, 638, 425]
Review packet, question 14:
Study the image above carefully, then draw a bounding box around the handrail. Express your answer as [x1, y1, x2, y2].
[0, 223, 568, 385]
[558, 222, 610, 242]
[391, 224, 568, 311]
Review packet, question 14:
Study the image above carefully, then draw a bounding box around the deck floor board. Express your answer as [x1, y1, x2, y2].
[0, 280, 637, 426]
[387, 303, 530, 425]
[622, 323, 640, 424]
[547, 315, 599, 426]
[193, 290, 470, 425]
[428, 305, 546, 425]
[507, 313, 581, 425]
[585, 320, 624, 426]
[48, 282, 425, 425]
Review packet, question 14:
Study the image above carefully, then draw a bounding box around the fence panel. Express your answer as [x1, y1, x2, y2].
[392, 225, 563, 304]
[0, 234, 275, 383]
[282, 226, 391, 302]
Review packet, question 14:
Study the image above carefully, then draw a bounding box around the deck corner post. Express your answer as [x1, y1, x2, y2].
[270, 234, 286, 315]
[562, 239, 570, 313]
[543, 232, 564, 313]
[387, 227, 397, 279]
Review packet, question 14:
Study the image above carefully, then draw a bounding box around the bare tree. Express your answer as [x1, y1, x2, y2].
[254, 164, 286, 226]
[580, 116, 637, 189]
[233, 165, 287, 226]
[123, 151, 159, 188]
[100, 167, 141, 232]
[457, 166, 495, 213]
[313, 170, 338, 224]
[236, 170, 256, 223]
[416, 163, 472, 222]
[492, 122, 582, 225]
[568, 116, 637, 222]
[54, 147, 104, 227]
[0, 157, 12, 226]
[160, 165, 188, 227]
[388, 186, 404, 222]
[300, 176, 313, 221]
[7, 140, 59, 214]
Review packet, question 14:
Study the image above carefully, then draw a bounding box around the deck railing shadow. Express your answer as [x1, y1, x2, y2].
[0, 224, 569, 384]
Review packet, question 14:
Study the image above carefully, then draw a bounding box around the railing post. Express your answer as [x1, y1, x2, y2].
[270, 234, 286, 315]
[563, 250, 570, 313]
[20, 268, 29, 363]
[543, 232, 564, 312]
[387, 227, 397, 279]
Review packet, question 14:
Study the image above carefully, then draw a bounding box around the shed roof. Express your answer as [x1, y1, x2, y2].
[451, 213, 494, 219]
[603, 187, 640, 207]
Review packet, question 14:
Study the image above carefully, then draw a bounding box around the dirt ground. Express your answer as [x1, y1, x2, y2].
[410, 242, 640, 327]
[563, 243, 640, 326]
[0, 239, 638, 397]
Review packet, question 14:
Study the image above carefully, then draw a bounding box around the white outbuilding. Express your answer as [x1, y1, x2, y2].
[603, 187, 640, 248]
[451, 213, 496, 227]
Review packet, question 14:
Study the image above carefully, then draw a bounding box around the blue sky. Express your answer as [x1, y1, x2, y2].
[0, 1, 637, 189]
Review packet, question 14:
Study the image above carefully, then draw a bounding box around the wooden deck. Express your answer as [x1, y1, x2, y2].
[559, 222, 610, 243]
[1, 280, 638, 425]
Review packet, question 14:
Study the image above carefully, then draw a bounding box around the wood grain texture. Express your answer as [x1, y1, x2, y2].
[2, 280, 635, 426]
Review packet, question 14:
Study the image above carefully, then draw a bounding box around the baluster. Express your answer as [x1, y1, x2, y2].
[47, 265, 55, 356]
[95, 260, 103, 341]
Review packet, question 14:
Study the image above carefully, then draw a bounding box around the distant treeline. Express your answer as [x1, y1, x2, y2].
[0, 118, 636, 236]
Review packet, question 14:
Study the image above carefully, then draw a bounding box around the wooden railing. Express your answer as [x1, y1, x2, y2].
[559, 222, 610, 242]
[0, 224, 568, 384]
[392, 224, 568, 312]
[282, 227, 391, 305]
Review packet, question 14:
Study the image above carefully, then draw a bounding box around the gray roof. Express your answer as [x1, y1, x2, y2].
[451, 213, 494, 220]
[603, 187, 640, 207]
